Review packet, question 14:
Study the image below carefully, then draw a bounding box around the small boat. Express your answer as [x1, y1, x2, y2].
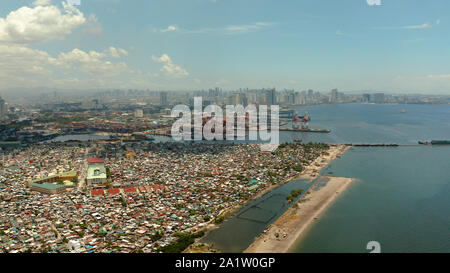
[400, 109, 406, 113]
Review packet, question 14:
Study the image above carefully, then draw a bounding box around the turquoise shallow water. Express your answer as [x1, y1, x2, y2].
[293, 146, 450, 253]
[202, 104, 450, 253]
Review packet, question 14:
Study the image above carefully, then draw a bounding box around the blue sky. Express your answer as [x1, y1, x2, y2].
[0, 0, 449, 94]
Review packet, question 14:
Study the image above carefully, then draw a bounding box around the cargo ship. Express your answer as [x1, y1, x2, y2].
[418, 140, 450, 145]
[431, 140, 450, 145]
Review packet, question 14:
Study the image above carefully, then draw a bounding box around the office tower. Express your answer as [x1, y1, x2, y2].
[265, 88, 276, 105]
[294, 92, 306, 105]
[329, 89, 338, 103]
[160, 91, 168, 107]
[0, 96, 6, 121]
[363, 93, 371, 103]
[371, 93, 385, 104]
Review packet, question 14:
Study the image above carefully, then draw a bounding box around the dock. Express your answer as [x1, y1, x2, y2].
[348, 144, 399, 147]
[279, 128, 331, 133]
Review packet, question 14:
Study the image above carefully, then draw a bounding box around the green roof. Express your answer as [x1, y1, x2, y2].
[59, 171, 77, 178]
[87, 163, 107, 180]
[30, 170, 77, 184]
[29, 182, 67, 190]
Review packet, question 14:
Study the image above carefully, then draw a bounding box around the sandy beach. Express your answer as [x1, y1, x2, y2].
[245, 176, 354, 253]
[299, 144, 350, 180]
[187, 144, 350, 253]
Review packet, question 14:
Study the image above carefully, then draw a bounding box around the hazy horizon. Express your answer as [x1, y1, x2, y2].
[1, 0, 449, 94]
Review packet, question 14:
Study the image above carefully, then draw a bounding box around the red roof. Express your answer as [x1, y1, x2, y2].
[91, 189, 104, 196]
[108, 188, 120, 195]
[124, 186, 137, 193]
[88, 158, 105, 164]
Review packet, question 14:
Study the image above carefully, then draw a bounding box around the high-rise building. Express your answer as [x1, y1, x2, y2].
[362, 94, 371, 103]
[135, 109, 144, 118]
[371, 93, 385, 104]
[0, 96, 6, 121]
[265, 89, 276, 105]
[294, 92, 306, 105]
[329, 89, 338, 103]
[160, 91, 168, 107]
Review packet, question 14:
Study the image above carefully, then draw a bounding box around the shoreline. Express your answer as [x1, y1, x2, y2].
[244, 176, 355, 253]
[187, 144, 350, 253]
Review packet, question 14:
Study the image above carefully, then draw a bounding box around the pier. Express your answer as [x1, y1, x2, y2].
[349, 144, 399, 147]
[279, 128, 331, 133]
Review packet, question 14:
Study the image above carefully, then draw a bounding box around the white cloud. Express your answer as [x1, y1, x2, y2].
[0, 45, 54, 83]
[225, 22, 277, 34]
[427, 74, 450, 79]
[83, 14, 103, 36]
[403, 23, 432, 29]
[108, 47, 129, 58]
[181, 22, 277, 35]
[374, 22, 434, 30]
[366, 0, 381, 6]
[160, 25, 178, 32]
[152, 54, 189, 78]
[0, 2, 86, 44]
[0, 3, 135, 89]
[32, 0, 52, 6]
[0, 44, 132, 88]
[56, 48, 129, 76]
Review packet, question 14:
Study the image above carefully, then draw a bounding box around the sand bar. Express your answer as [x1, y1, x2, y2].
[245, 176, 354, 253]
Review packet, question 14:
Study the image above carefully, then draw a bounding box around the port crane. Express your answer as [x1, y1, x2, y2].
[292, 112, 310, 130]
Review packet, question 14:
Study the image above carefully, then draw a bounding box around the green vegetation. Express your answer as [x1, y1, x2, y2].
[198, 172, 213, 177]
[35, 116, 88, 125]
[189, 209, 197, 216]
[174, 203, 184, 210]
[119, 197, 127, 207]
[214, 216, 225, 224]
[150, 230, 164, 242]
[158, 230, 205, 253]
[286, 188, 303, 203]
[97, 230, 108, 237]
[232, 173, 246, 181]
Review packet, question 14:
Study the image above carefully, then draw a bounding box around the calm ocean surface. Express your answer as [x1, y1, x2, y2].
[203, 104, 450, 253]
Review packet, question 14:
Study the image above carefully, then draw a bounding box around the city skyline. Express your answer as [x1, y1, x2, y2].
[1, 0, 450, 94]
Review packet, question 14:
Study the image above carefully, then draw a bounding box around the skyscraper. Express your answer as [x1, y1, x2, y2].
[160, 91, 168, 107]
[265, 88, 276, 106]
[329, 89, 338, 103]
[0, 96, 6, 121]
[371, 93, 385, 104]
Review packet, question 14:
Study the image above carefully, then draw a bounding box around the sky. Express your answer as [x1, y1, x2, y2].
[0, 0, 449, 94]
